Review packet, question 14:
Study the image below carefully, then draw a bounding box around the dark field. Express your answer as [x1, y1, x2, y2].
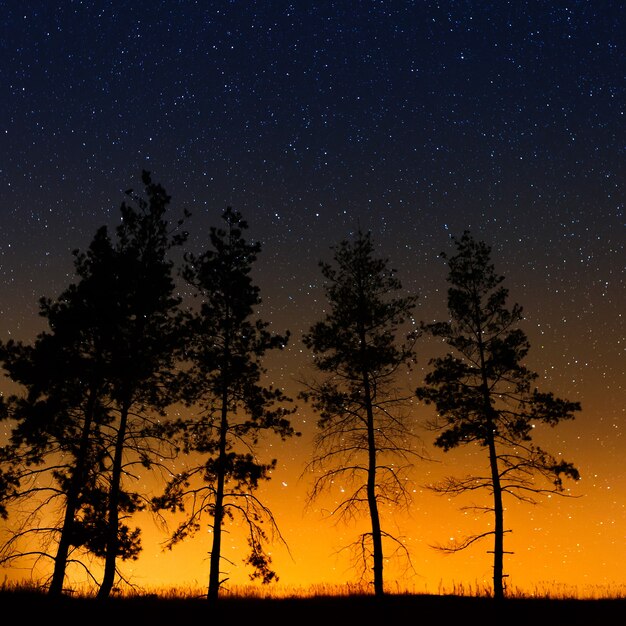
[1, 591, 625, 626]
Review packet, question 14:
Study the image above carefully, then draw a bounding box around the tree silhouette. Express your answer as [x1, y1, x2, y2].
[0, 171, 188, 597]
[0, 233, 127, 595]
[301, 230, 420, 597]
[415, 231, 581, 599]
[152, 207, 298, 601]
[94, 171, 188, 599]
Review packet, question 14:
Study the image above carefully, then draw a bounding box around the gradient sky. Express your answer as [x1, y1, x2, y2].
[1, 1, 624, 596]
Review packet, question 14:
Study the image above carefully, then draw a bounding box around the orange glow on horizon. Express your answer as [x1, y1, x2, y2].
[3, 394, 623, 599]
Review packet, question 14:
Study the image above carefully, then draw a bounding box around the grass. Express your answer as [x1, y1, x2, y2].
[3, 577, 626, 600]
[1, 580, 625, 625]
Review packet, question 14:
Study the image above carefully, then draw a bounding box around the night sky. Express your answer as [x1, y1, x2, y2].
[1, 2, 624, 595]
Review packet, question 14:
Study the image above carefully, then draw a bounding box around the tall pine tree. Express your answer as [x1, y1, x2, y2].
[153, 208, 297, 601]
[95, 171, 187, 599]
[301, 230, 420, 597]
[416, 231, 580, 599]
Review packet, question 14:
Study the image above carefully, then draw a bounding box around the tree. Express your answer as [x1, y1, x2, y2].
[94, 171, 188, 599]
[0, 171, 188, 597]
[300, 230, 420, 597]
[152, 207, 298, 601]
[0, 232, 126, 595]
[415, 231, 581, 599]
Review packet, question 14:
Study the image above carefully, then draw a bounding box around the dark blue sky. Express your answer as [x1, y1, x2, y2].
[1, 1, 623, 400]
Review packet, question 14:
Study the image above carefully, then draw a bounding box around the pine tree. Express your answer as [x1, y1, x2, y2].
[301, 230, 419, 597]
[1, 232, 120, 595]
[152, 207, 297, 601]
[416, 231, 580, 599]
[95, 171, 188, 599]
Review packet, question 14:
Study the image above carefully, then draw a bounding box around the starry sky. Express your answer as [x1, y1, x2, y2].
[1, 1, 624, 596]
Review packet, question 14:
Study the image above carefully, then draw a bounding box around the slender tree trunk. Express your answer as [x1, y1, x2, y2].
[207, 393, 228, 601]
[208, 334, 231, 602]
[358, 311, 384, 597]
[97, 398, 130, 599]
[49, 388, 98, 596]
[364, 372, 384, 597]
[354, 259, 384, 598]
[474, 302, 506, 600]
[486, 431, 505, 600]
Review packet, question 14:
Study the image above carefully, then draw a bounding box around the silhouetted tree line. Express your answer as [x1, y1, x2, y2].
[0, 172, 580, 601]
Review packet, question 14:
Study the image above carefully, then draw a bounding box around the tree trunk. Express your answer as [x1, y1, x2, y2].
[486, 430, 505, 600]
[208, 335, 231, 602]
[207, 397, 228, 601]
[362, 363, 384, 596]
[474, 301, 506, 600]
[49, 388, 98, 596]
[97, 398, 130, 599]
[367, 406, 385, 597]
[355, 264, 384, 598]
